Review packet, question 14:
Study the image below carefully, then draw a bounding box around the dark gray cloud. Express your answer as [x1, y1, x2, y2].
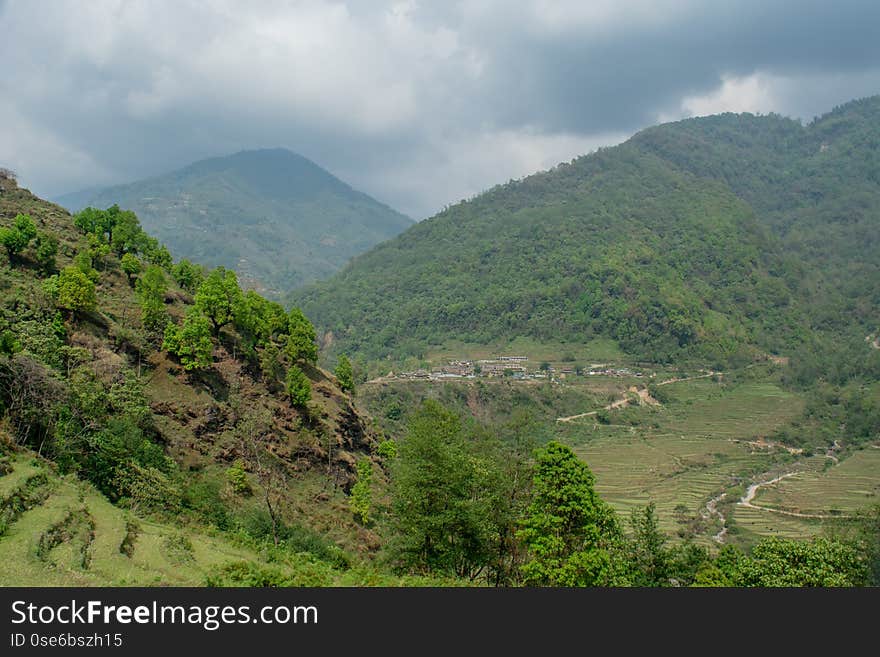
[1, 1, 879, 218]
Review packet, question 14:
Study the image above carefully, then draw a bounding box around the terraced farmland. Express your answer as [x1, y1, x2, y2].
[561, 380, 810, 544]
[0, 453, 274, 585]
[731, 447, 880, 542]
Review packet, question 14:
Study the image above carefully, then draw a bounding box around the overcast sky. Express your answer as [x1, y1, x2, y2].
[2, 0, 879, 219]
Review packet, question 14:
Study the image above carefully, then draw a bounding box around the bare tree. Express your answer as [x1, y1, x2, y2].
[234, 404, 288, 547]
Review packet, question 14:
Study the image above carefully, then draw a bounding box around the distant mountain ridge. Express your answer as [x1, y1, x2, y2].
[56, 148, 413, 297]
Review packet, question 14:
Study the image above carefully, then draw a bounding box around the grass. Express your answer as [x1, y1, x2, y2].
[0, 453, 319, 585]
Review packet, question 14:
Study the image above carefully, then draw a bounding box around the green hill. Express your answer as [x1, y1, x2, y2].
[294, 97, 880, 368]
[0, 173, 401, 584]
[56, 149, 413, 298]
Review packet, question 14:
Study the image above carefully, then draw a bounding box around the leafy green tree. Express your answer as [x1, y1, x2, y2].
[141, 235, 172, 269]
[259, 341, 284, 384]
[120, 253, 141, 285]
[285, 307, 318, 363]
[54, 266, 97, 316]
[110, 208, 144, 255]
[32, 232, 58, 274]
[0, 330, 20, 357]
[86, 233, 110, 269]
[0, 213, 37, 261]
[376, 439, 398, 460]
[335, 354, 354, 393]
[73, 207, 103, 236]
[628, 503, 672, 586]
[389, 400, 491, 578]
[349, 458, 373, 524]
[195, 267, 242, 335]
[135, 265, 168, 332]
[518, 441, 627, 586]
[171, 259, 205, 293]
[226, 460, 252, 495]
[234, 290, 287, 348]
[163, 311, 214, 371]
[285, 365, 311, 406]
[735, 537, 868, 587]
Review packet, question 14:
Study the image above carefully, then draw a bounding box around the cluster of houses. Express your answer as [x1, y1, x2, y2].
[390, 357, 644, 382]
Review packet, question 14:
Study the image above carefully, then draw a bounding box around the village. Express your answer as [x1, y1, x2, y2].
[378, 356, 646, 383]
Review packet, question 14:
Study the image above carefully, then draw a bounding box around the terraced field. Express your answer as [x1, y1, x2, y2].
[0, 453, 273, 585]
[731, 447, 880, 542]
[561, 379, 810, 544]
[0, 451, 458, 586]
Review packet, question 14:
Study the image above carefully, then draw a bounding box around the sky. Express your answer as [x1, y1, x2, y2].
[2, 0, 879, 219]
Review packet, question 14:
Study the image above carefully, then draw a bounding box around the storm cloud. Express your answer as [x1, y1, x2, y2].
[2, 0, 879, 218]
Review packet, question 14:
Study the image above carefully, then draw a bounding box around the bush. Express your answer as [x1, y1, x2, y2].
[226, 460, 252, 495]
[377, 439, 398, 460]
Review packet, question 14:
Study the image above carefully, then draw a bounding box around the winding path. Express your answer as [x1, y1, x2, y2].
[556, 387, 658, 423]
[736, 470, 851, 520]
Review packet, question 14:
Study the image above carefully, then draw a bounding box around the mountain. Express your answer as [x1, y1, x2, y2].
[0, 173, 394, 582]
[55, 148, 413, 297]
[294, 96, 880, 368]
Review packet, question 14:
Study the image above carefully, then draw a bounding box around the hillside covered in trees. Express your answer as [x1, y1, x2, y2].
[294, 96, 880, 373]
[56, 148, 413, 298]
[0, 173, 400, 584]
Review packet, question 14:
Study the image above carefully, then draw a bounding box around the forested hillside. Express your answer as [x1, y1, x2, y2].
[295, 97, 880, 371]
[57, 149, 413, 297]
[0, 172, 396, 583]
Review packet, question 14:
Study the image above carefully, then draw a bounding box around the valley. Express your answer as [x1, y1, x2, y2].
[358, 357, 880, 550]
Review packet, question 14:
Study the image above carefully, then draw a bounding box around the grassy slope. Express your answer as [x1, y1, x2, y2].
[0, 451, 450, 586]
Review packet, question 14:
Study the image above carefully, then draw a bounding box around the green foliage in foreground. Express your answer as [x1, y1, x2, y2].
[518, 441, 627, 586]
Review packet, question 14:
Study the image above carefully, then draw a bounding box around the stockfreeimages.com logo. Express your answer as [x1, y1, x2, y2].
[11, 600, 317, 632]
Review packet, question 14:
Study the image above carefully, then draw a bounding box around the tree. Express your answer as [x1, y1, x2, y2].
[285, 307, 318, 363]
[285, 365, 311, 406]
[171, 259, 205, 293]
[54, 266, 97, 316]
[195, 267, 242, 336]
[389, 400, 492, 578]
[163, 311, 213, 371]
[120, 253, 141, 285]
[349, 458, 373, 524]
[628, 502, 671, 586]
[135, 265, 168, 332]
[334, 354, 354, 393]
[0, 214, 37, 262]
[32, 232, 58, 274]
[518, 441, 627, 586]
[734, 537, 868, 587]
[110, 209, 144, 255]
